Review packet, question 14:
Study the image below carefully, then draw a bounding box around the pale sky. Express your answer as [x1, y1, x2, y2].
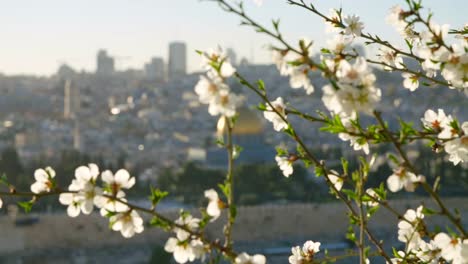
[0, 0, 466, 76]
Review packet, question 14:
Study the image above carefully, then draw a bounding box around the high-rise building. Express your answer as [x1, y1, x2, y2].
[145, 57, 165, 81]
[96, 49, 115, 75]
[64, 79, 80, 119]
[226, 48, 237, 66]
[168, 42, 187, 80]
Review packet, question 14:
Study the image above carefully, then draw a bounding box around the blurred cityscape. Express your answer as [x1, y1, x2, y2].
[0, 41, 467, 263]
[0, 41, 466, 181]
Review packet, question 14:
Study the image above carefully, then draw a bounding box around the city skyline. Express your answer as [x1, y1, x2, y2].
[0, 0, 466, 76]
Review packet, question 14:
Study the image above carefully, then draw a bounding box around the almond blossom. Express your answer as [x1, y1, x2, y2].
[328, 170, 344, 193]
[110, 210, 144, 238]
[386, 5, 407, 31]
[101, 169, 136, 195]
[59, 180, 87, 217]
[207, 89, 243, 118]
[289, 65, 314, 94]
[397, 206, 425, 251]
[94, 169, 134, 215]
[271, 49, 290, 76]
[194, 74, 229, 104]
[386, 167, 424, 192]
[402, 72, 419, 91]
[276, 156, 293, 177]
[30, 167, 56, 194]
[252, 0, 263, 7]
[363, 188, 380, 207]
[378, 46, 404, 71]
[343, 15, 364, 37]
[338, 118, 370, 155]
[325, 9, 341, 33]
[235, 253, 266, 264]
[263, 97, 288, 132]
[174, 214, 201, 241]
[443, 122, 468, 165]
[433, 232, 467, 263]
[204, 189, 222, 222]
[289, 240, 321, 264]
[421, 109, 452, 132]
[165, 237, 205, 264]
[326, 34, 352, 55]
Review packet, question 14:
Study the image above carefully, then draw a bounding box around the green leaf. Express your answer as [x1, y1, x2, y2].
[314, 166, 325, 177]
[0, 174, 9, 186]
[421, 207, 437, 216]
[150, 216, 171, 231]
[341, 158, 349, 175]
[230, 205, 237, 219]
[275, 146, 287, 156]
[18, 201, 34, 213]
[256, 79, 265, 91]
[149, 186, 169, 207]
[257, 102, 266, 111]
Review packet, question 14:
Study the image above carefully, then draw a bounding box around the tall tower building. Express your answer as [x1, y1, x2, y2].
[226, 48, 237, 66]
[168, 42, 187, 80]
[96, 49, 115, 75]
[64, 79, 80, 119]
[145, 57, 165, 81]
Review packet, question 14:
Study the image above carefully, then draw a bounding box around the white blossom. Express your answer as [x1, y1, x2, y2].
[440, 44, 468, 89]
[322, 83, 381, 118]
[343, 15, 364, 37]
[289, 240, 321, 264]
[201, 47, 236, 78]
[59, 178, 100, 217]
[101, 169, 136, 194]
[165, 237, 205, 264]
[338, 118, 370, 155]
[195, 74, 228, 104]
[110, 210, 144, 238]
[421, 109, 452, 131]
[328, 170, 344, 192]
[74, 164, 99, 184]
[59, 164, 103, 217]
[416, 240, 442, 264]
[386, 167, 424, 192]
[325, 9, 341, 33]
[174, 214, 200, 241]
[363, 188, 380, 207]
[263, 97, 288, 132]
[336, 57, 371, 86]
[204, 189, 222, 222]
[443, 122, 468, 165]
[235, 253, 266, 264]
[397, 206, 424, 251]
[433, 233, 464, 263]
[386, 5, 407, 31]
[289, 65, 314, 94]
[0, 197, 2, 209]
[288, 246, 304, 264]
[30, 167, 56, 194]
[378, 46, 404, 71]
[326, 34, 352, 55]
[207, 89, 243, 118]
[253, 0, 263, 7]
[272, 49, 290, 76]
[276, 156, 293, 177]
[402, 73, 419, 91]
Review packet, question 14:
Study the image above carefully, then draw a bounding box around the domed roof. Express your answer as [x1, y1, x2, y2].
[217, 107, 264, 135]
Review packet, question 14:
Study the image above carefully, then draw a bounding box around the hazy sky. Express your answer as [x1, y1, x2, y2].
[0, 0, 466, 76]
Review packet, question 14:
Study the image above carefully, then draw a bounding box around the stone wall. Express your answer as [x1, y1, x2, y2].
[1, 197, 467, 262]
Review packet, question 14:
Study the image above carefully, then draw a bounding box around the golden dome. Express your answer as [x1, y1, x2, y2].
[217, 107, 264, 135]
